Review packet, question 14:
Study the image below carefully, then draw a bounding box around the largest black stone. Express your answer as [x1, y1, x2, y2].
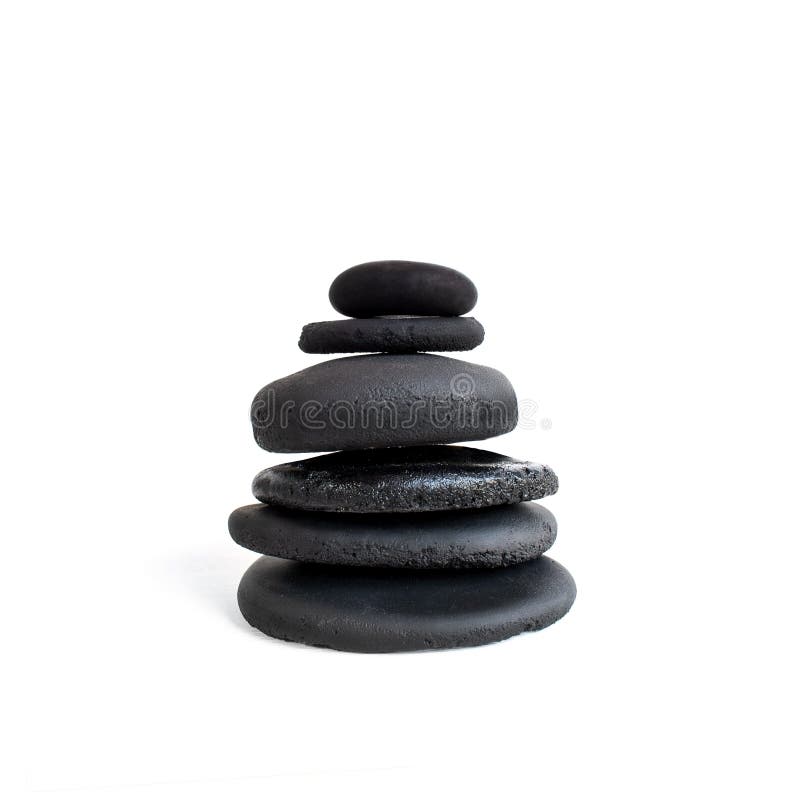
[251, 354, 517, 453]
[238, 555, 577, 652]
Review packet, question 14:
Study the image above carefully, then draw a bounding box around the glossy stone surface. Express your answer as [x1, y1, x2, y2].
[252, 445, 557, 512]
[329, 260, 478, 317]
[237, 555, 576, 652]
[298, 316, 484, 354]
[250, 355, 517, 453]
[229, 502, 557, 568]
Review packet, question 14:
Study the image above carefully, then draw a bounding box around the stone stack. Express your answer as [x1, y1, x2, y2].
[229, 260, 576, 652]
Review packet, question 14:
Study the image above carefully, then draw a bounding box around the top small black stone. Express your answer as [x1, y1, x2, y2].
[329, 260, 478, 317]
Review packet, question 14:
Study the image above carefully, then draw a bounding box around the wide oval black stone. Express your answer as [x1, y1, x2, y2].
[229, 502, 557, 568]
[237, 555, 576, 652]
[329, 260, 478, 317]
[252, 445, 557, 512]
[250, 355, 517, 453]
[298, 316, 484, 354]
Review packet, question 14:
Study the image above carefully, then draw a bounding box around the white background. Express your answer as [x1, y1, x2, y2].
[2, 2, 799, 798]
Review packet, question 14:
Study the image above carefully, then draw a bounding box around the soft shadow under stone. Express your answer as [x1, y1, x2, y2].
[237, 555, 577, 653]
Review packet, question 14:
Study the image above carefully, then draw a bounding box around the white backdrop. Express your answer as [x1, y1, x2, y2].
[3, 2, 798, 798]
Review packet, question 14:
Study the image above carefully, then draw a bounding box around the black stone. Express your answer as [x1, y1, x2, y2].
[252, 445, 558, 512]
[251, 355, 517, 453]
[237, 555, 576, 652]
[329, 260, 478, 317]
[298, 317, 485, 354]
[229, 502, 557, 569]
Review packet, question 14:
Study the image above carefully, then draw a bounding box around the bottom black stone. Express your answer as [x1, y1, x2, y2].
[237, 556, 576, 653]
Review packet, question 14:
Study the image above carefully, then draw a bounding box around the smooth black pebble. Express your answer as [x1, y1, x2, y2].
[250, 355, 517, 453]
[229, 502, 557, 568]
[329, 260, 478, 317]
[298, 316, 485, 354]
[238, 555, 575, 652]
[252, 445, 557, 512]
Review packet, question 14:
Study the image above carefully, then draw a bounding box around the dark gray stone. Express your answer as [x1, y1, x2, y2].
[250, 355, 517, 453]
[229, 502, 557, 568]
[329, 260, 478, 317]
[298, 316, 485, 354]
[237, 555, 576, 652]
[252, 445, 558, 512]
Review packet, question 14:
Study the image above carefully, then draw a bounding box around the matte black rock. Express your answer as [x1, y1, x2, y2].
[229, 502, 557, 568]
[250, 355, 517, 453]
[252, 445, 557, 512]
[298, 316, 485, 354]
[237, 555, 576, 652]
[329, 260, 478, 317]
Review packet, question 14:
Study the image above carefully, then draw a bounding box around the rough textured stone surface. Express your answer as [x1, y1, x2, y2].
[252, 445, 557, 512]
[298, 316, 484, 354]
[237, 555, 576, 652]
[250, 355, 517, 453]
[229, 502, 557, 568]
[329, 260, 478, 317]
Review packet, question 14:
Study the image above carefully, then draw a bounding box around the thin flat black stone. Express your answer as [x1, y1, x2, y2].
[298, 317, 485, 354]
[237, 555, 576, 652]
[329, 260, 478, 317]
[252, 445, 558, 512]
[229, 502, 557, 568]
[250, 355, 517, 453]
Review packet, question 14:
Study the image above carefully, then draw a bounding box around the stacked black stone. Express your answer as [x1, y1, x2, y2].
[229, 260, 576, 652]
